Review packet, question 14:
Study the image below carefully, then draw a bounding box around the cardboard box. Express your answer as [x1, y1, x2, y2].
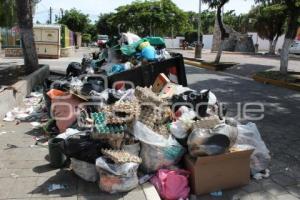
[184, 149, 253, 195]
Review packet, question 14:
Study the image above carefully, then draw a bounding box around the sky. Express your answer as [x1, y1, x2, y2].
[34, 0, 254, 23]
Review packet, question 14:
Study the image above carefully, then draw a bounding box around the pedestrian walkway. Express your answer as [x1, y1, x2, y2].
[0, 122, 159, 200]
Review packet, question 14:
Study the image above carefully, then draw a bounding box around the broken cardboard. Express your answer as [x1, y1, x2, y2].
[184, 149, 253, 195]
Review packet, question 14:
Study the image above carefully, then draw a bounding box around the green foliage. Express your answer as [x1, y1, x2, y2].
[223, 10, 251, 33]
[86, 23, 98, 41]
[58, 8, 90, 33]
[95, 0, 190, 37]
[0, 0, 17, 27]
[202, 0, 230, 8]
[82, 33, 92, 43]
[249, 4, 287, 41]
[96, 13, 118, 36]
[186, 10, 215, 34]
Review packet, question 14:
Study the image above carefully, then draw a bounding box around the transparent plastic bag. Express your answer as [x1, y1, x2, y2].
[133, 121, 185, 173]
[71, 158, 98, 182]
[95, 157, 139, 193]
[234, 122, 271, 174]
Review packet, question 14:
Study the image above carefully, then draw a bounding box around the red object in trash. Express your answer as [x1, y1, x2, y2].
[47, 89, 66, 99]
[150, 169, 190, 200]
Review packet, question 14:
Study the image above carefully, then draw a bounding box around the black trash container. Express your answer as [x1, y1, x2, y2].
[48, 138, 66, 168]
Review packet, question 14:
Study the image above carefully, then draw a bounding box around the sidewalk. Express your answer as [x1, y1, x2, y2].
[171, 49, 300, 78]
[0, 122, 160, 200]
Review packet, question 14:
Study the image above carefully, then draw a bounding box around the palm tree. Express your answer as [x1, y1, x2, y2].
[202, 0, 229, 63]
[15, 0, 39, 72]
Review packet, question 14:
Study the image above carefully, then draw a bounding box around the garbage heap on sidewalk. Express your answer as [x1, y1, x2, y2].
[43, 75, 270, 199]
[2, 33, 271, 199]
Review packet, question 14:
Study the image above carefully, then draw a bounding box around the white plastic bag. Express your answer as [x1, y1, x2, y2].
[96, 157, 139, 193]
[133, 121, 185, 173]
[71, 158, 98, 182]
[234, 122, 271, 174]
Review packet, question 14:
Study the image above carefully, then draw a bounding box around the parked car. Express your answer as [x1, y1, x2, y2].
[97, 35, 109, 47]
[289, 40, 300, 55]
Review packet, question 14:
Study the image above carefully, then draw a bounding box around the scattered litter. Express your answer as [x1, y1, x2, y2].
[210, 190, 223, 197]
[48, 184, 68, 192]
[253, 169, 270, 180]
[0, 131, 7, 136]
[30, 122, 41, 128]
[10, 173, 19, 178]
[6, 144, 18, 149]
[3, 112, 15, 122]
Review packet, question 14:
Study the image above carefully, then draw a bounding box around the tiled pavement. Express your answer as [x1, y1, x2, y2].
[0, 122, 160, 200]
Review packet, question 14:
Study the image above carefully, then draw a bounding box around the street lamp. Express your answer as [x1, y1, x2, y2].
[195, 0, 202, 59]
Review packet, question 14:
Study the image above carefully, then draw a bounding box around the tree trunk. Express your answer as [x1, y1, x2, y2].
[268, 38, 277, 55]
[215, 40, 223, 63]
[280, 7, 299, 75]
[214, 2, 227, 64]
[15, 0, 38, 72]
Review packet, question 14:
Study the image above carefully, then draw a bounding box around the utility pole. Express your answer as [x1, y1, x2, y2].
[60, 8, 64, 18]
[194, 0, 202, 59]
[49, 7, 52, 24]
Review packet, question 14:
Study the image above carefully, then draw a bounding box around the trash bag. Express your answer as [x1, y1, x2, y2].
[133, 121, 185, 173]
[64, 135, 110, 164]
[71, 158, 98, 182]
[66, 62, 83, 77]
[171, 90, 210, 117]
[96, 157, 139, 193]
[141, 45, 157, 61]
[150, 169, 190, 200]
[145, 37, 166, 48]
[234, 122, 271, 174]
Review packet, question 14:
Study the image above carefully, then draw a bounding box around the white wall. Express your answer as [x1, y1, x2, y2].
[165, 37, 185, 48]
[203, 35, 213, 49]
[248, 32, 285, 52]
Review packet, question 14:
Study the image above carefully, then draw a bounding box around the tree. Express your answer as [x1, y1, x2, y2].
[0, 0, 17, 27]
[186, 10, 216, 34]
[58, 8, 90, 33]
[104, 0, 190, 37]
[96, 13, 118, 36]
[203, 0, 230, 63]
[249, 4, 286, 54]
[255, 0, 300, 74]
[15, 0, 39, 72]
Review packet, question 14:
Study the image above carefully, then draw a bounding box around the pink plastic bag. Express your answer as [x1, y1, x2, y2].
[150, 169, 190, 200]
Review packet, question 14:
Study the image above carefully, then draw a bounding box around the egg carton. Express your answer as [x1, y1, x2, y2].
[135, 86, 164, 105]
[102, 149, 142, 164]
[192, 115, 221, 129]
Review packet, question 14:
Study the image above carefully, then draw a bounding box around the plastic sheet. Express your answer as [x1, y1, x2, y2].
[133, 121, 185, 173]
[71, 158, 98, 182]
[96, 157, 139, 193]
[150, 169, 190, 200]
[234, 122, 271, 174]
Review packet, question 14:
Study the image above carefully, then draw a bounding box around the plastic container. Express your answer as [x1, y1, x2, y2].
[48, 138, 67, 168]
[108, 53, 187, 88]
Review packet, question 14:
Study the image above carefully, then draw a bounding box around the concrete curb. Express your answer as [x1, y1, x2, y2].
[0, 65, 49, 118]
[142, 182, 161, 200]
[184, 60, 217, 71]
[253, 74, 300, 92]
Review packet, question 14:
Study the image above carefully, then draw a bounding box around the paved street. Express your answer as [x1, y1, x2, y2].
[186, 65, 300, 200]
[0, 49, 299, 199]
[171, 49, 300, 78]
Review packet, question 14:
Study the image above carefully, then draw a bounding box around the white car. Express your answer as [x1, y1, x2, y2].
[289, 41, 300, 54]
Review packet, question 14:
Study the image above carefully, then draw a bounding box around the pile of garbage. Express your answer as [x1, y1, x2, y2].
[2, 33, 271, 198]
[67, 32, 171, 78]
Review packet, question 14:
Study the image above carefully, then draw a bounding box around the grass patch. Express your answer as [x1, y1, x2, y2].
[256, 71, 300, 83]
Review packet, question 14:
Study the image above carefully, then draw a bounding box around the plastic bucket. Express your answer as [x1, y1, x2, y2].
[48, 138, 66, 168]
